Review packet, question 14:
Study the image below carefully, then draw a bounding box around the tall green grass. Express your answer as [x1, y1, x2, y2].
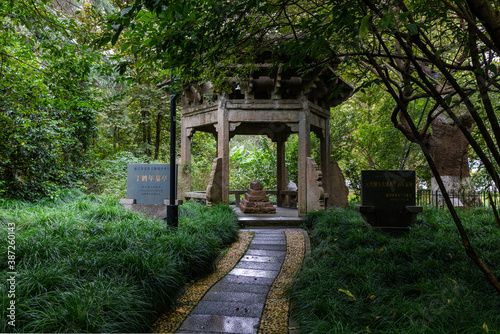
[292, 206, 500, 333]
[0, 191, 238, 333]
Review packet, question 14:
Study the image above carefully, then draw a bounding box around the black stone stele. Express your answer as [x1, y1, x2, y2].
[355, 170, 422, 232]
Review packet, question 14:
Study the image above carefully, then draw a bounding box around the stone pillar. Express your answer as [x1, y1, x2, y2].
[298, 106, 311, 217]
[217, 96, 230, 204]
[276, 134, 288, 207]
[206, 157, 223, 205]
[320, 123, 332, 206]
[180, 124, 192, 198]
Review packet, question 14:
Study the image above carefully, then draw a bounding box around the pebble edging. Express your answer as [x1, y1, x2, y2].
[151, 231, 254, 333]
[258, 230, 305, 334]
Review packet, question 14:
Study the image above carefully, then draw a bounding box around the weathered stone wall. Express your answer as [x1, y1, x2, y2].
[328, 161, 349, 208]
[206, 157, 222, 205]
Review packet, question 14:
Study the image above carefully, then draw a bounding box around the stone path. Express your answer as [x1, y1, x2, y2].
[175, 229, 294, 334]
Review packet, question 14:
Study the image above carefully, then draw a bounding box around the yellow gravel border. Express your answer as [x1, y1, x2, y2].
[151, 231, 254, 333]
[258, 230, 305, 334]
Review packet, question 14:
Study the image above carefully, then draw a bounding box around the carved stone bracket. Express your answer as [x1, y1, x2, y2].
[229, 122, 242, 132]
[286, 122, 300, 133]
[186, 127, 196, 138]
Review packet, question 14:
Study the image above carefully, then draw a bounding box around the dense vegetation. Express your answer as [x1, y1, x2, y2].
[292, 207, 500, 333]
[1, 0, 461, 200]
[2, 1, 500, 331]
[0, 192, 239, 333]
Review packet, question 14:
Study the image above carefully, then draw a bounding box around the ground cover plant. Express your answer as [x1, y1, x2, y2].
[292, 207, 500, 333]
[0, 191, 239, 333]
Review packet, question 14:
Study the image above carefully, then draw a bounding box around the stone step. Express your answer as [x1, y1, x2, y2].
[237, 216, 304, 227]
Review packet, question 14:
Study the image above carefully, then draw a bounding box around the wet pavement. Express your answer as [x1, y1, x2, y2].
[175, 230, 287, 334]
[234, 206, 304, 227]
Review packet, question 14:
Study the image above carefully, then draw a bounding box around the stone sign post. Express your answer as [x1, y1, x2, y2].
[120, 164, 178, 219]
[355, 170, 422, 232]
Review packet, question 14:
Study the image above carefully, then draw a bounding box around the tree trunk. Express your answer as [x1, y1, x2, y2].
[141, 108, 151, 157]
[428, 117, 478, 206]
[154, 113, 162, 160]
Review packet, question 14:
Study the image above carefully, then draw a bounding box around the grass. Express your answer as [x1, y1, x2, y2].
[292, 206, 500, 334]
[0, 190, 239, 333]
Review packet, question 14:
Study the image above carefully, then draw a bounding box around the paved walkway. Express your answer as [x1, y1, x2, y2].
[175, 229, 295, 334]
[234, 206, 303, 227]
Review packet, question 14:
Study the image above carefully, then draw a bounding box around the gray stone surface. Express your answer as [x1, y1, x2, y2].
[203, 291, 267, 304]
[250, 239, 286, 245]
[329, 161, 349, 208]
[178, 314, 260, 333]
[210, 282, 271, 295]
[126, 163, 172, 204]
[206, 157, 223, 205]
[234, 261, 283, 271]
[228, 268, 279, 279]
[219, 275, 274, 286]
[175, 229, 291, 333]
[306, 157, 325, 211]
[244, 249, 286, 258]
[247, 244, 287, 251]
[119, 199, 167, 219]
[191, 301, 264, 318]
[240, 255, 283, 263]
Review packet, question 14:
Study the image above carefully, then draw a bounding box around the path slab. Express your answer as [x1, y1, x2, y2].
[251, 239, 286, 245]
[210, 282, 271, 295]
[178, 314, 259, 333]
[248, 244, 287, 251]
[219, 275, 274, 286]
[244, 249, 286, 257]
[240, 255, 283, 263]
[174, 228, 302, 334]
[229, 268, 279, 279]
[191, 301, 264, 318]
[234, 261, 283, 271]
[203, 291, 267, 304]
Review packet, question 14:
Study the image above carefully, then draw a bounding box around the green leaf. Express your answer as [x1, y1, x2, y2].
[378, 13, 393, 30]
[486, 64, 497, 74]
[444, 95, 452, 105]
[406, 23, 418, 35]
[121, 43, 131, 52]
[359, 14, 372, 39]
[120, 6, 133, 18]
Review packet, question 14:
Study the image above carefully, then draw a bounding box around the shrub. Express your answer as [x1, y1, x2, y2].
[292, 207, 500, 333]
[0, 194, 238, 333]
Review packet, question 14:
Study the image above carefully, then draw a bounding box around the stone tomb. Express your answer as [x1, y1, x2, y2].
[239, 181, 276, 214]
[355, 170, 422, 232]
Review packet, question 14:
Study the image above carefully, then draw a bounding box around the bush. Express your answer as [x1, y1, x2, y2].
[86, 151, 151, 199]
[0, 193, 238, 333]
[291, 207, 500, 333]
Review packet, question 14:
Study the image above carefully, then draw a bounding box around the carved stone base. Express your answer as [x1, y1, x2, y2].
[239, 181, 276, 214]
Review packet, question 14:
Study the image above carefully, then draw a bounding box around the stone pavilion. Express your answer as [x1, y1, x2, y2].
[179, 62, 352, 216]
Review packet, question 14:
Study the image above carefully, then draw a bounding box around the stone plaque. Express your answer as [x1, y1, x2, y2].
[361, 170, 416, 211]
[126, 164, 176, 204]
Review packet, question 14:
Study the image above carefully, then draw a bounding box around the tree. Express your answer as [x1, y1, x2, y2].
[331, 83, 430, 189]
[0, 0, 105, 200]
[102, 0, 500, 293]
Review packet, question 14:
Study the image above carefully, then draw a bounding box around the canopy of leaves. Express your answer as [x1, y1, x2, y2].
[0, 0, 105, 200]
